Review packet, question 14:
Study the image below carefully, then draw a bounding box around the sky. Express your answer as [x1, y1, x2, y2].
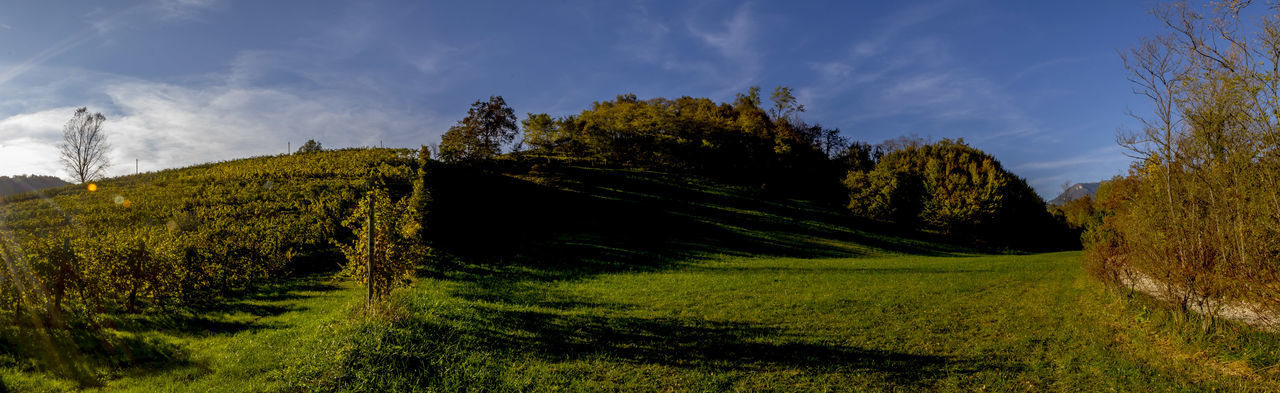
[0, 0, 1169, 197]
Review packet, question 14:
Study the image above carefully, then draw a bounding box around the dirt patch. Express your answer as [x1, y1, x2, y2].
[1123, 272, 1278, 330]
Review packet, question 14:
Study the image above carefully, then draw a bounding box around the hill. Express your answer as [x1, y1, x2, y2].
[0, 175, 69, 198]
[4, 154, 1280, 392]
[1049, 182, 1100, 205]
[0, 148, 419, 314]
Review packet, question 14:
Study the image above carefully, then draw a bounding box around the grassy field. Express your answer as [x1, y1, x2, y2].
[5, 164, 1280, 392]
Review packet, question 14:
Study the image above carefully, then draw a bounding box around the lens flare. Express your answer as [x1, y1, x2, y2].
[86, 183, 97, 192]
[113, 195, 124, 205]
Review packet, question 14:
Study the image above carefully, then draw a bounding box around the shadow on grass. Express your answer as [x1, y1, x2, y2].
[468, 307, 1013, 386]
[349, 293, 1019, 390]
[430, 166, 965, 285]
[388, 166, 1010, 388]
[100, 275, 340, 337]
[0, 274, 342, 387]
[0, 316, 193, 388]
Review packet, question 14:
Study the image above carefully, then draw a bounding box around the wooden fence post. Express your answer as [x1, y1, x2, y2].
[366, 191, 375, 306]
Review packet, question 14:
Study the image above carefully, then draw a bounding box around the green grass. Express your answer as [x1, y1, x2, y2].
[1, 276, 367, 392]
[5, 165, 1280, 391]
[323, 252, 1280, 392]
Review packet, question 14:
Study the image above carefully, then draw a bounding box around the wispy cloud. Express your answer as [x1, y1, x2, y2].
[1016, 145, 1127, 171]
[1008, 56, 1088, 84]
[1017, 144, 1131, 197]
[688, 3, 760, 95]
[2, 2, 218, 88]
[689, 3, 755, 59]
[849, 0, 959, 60]
[154, 0, 219, 21]
[0, 31, 96, 87]
[796, 0, 1057, 152]
[407, 44, 460, 75]
[613, 2, 762, 98]
[616, 1, 671, 63]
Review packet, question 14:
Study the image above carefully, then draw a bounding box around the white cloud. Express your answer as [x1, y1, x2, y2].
[0, 110, 75, 178]
[0, 77, 442, 179]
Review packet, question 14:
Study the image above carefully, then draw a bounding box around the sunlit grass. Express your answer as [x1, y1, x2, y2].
[317, 252, 1280, 392]
[5, 164, 1280, 392]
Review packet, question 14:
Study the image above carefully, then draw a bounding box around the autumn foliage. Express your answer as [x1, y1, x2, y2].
[1084, 0, 1280, 326]
[0, 148, 423, 318]
[844, 139, 1075, 249]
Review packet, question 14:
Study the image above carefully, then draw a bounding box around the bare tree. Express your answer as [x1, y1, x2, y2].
[58, 107, 111, 184]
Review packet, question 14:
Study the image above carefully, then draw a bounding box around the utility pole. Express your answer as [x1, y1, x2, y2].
[135, 159, 138, 175]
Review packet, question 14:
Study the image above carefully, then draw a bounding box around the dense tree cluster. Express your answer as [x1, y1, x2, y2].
[439, 96, 519, 162]
[844, 139, 1075, 249]
[515, 87, 846, 197]
[296, 139, 324, 154]
[434, 87, 1074, 248]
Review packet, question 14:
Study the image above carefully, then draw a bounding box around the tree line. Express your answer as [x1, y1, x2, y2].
[439, 87, 1075, 250]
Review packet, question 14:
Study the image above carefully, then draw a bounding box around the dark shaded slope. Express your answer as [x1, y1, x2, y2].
[430, 165, 965, 283]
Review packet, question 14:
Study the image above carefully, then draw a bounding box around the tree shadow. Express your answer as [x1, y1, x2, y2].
[101, 275, 339, 337]
[0, 317, 193, 388]
[416, 166, 1016, 387]
[0, 274, 342, 387]
[398, 293, 1019, 389]
[429, 166, 966, 286]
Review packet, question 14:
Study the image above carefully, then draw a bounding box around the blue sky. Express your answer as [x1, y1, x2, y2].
[0, 0, 1165, 197]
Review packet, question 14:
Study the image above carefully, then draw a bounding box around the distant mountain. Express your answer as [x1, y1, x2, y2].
[1049, 182, 1101, 206]
[0, 175, 70, 197]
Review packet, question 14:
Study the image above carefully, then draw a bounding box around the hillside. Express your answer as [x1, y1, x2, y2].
[0, 148, 418, 320]
[4, 154, 1280, 392]
[1049, 182, 1100, 205]
[0, 175, 69, 198]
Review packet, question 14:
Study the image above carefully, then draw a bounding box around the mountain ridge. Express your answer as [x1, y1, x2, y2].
[1049, 182, 1100, 206]
[0, 175, 69, 198]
